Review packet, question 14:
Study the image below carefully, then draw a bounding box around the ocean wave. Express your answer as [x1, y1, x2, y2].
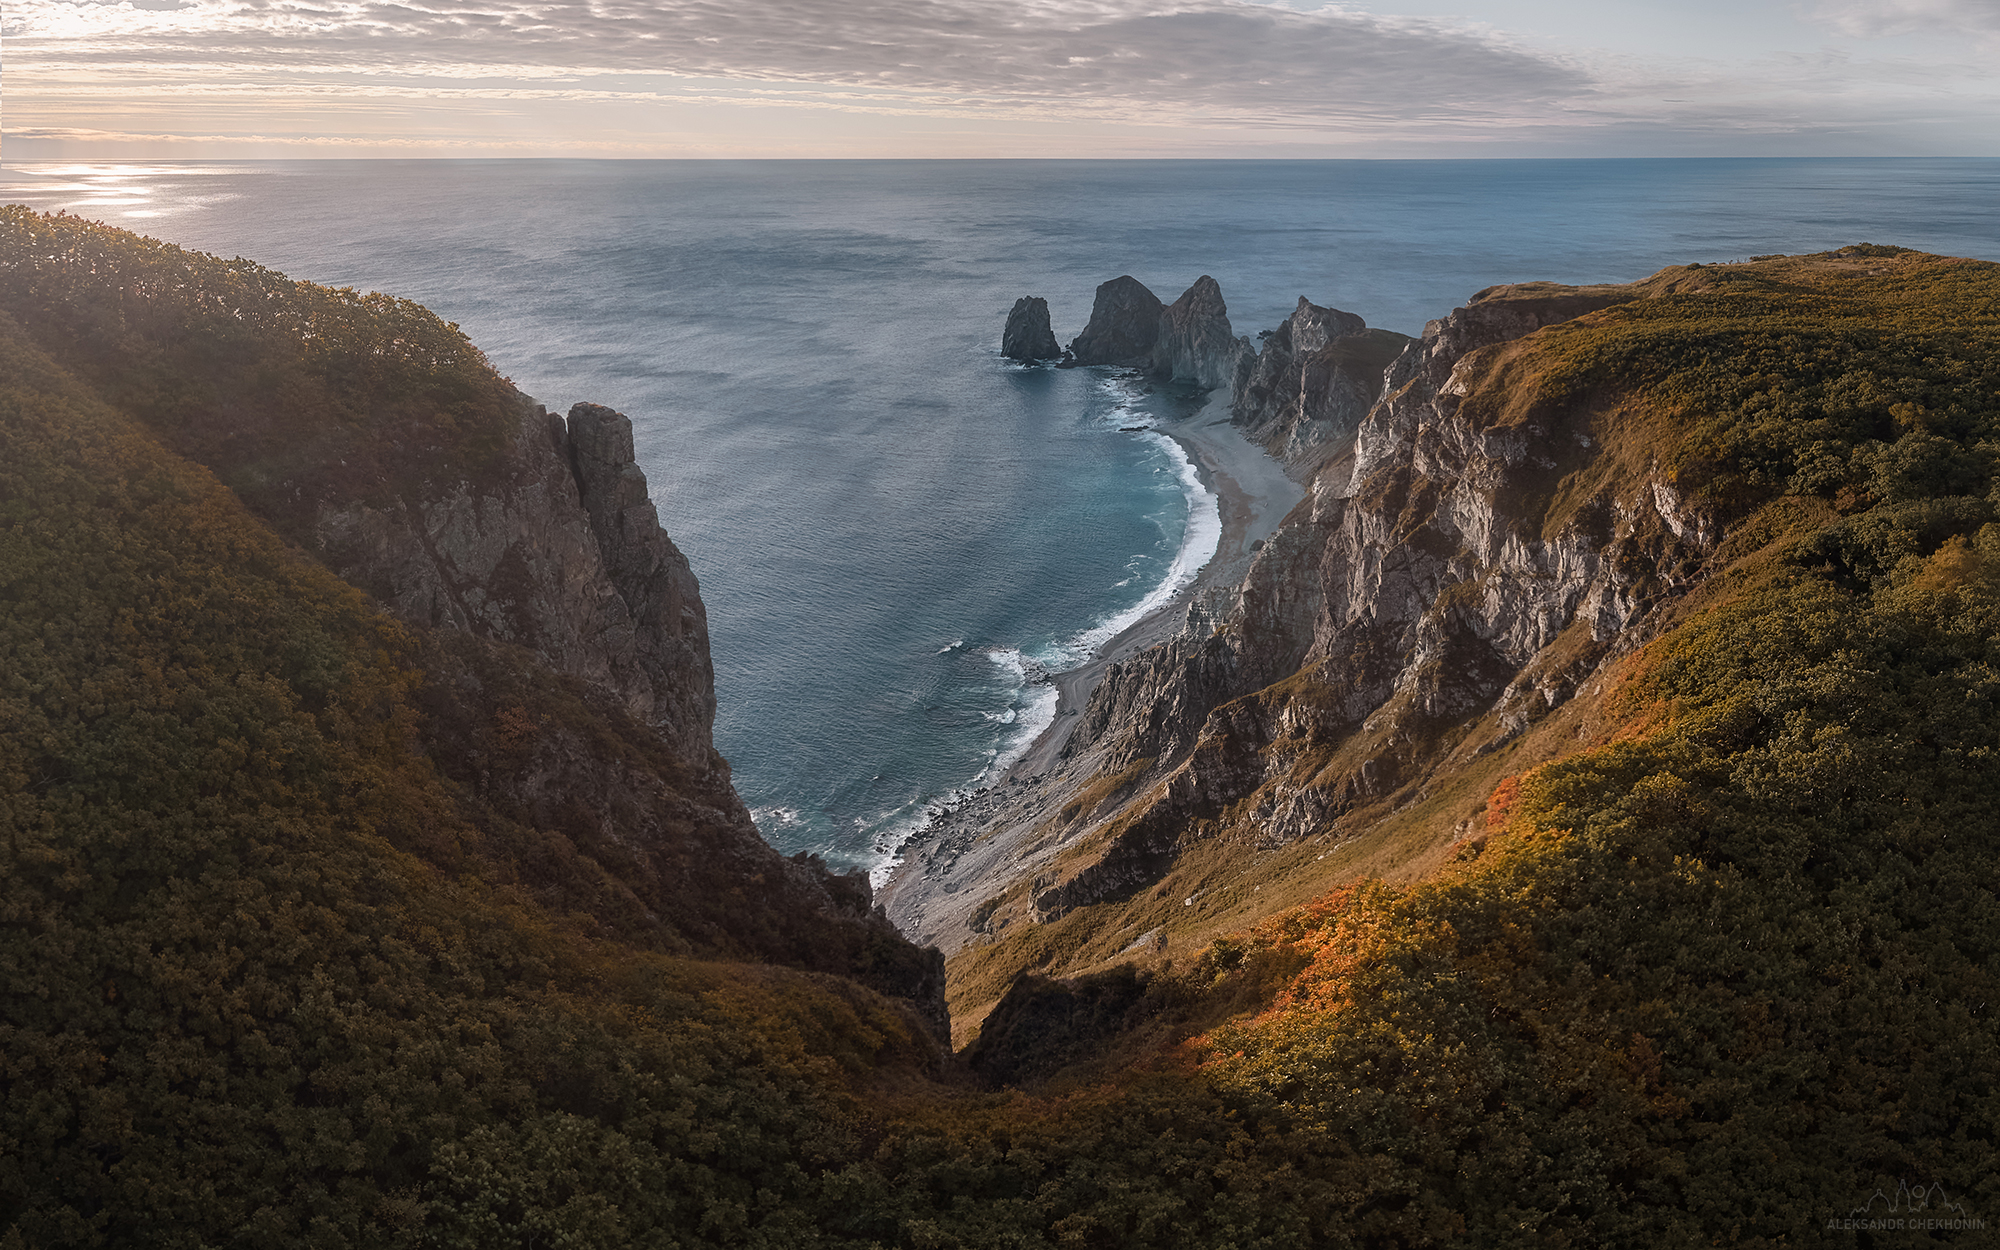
[866, 378, 1214, 886]
[1034, 385, 1221, 670]
[864, 651, 1060, 887]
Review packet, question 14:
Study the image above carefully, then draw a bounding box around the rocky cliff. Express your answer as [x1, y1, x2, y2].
[314, 398, 718, 762]
[1230, 296, 1411, 471]
[1002, 295, 1063, 362]
[1023, 276, 1717, 921]
[319, 400, 946, 1028]
[0, 209, 948, 1034]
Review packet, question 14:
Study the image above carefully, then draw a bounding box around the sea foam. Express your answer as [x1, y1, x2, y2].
[1035, 376, 1220, 670]
[867, 376, 1217, 886]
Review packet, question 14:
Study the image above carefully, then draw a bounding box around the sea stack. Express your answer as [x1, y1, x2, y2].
[1001, 296, 1063, 362]
[1066, 275, 1165, 366]
[1151, 275, 1255, 390]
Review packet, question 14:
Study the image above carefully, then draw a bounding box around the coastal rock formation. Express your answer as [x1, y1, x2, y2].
[318, 399, 946, 1027]
[1150, 275, 1256, 391]
[567, 402, 719, 758]
[1061, 274, 1254, 393]
[1231, 296, 1412, 470]
[1066, 275, 1165, 366]
[1002, 295, 1063, 362]
[1036, 280, 1704, 917]
[313, 398, 718, 760]
[0, 208, 949, 1034]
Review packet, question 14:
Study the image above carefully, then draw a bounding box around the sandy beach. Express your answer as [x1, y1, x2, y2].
[879, 385, 1302, 950]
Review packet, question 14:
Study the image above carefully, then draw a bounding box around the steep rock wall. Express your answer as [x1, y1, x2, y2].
[314, 399, 718, 761]
[1231, 297, 1411, 470]
[1039, 282, 1715, 917]
[567, 402, 719, 760]
[316, 400, 948, 1031]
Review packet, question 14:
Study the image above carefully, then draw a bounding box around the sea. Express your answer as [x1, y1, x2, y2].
[5, 158, 1995, 879]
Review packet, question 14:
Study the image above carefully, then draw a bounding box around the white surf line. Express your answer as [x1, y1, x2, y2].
[867, 375, 1221, 888]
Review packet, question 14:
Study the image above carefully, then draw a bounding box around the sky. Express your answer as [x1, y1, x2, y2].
[3, 0, 1998, 158]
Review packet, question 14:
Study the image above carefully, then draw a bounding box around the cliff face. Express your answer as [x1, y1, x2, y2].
[315, 399, 717, 762]
[1230, 297, 1411, 470]
[318, 400, 946, 1028]
[1038, 280, 1708, 916]
[567, 402, 718, 758]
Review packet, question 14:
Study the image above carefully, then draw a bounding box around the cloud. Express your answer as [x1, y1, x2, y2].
[9, 0, 1999, 153]
[1807, 0, 2000, 41]
[7, 0, 1594, 129]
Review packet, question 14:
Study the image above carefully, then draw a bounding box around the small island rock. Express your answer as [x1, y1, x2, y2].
[1001, 295, 1063, 362]
[1151, 275, 1255, 391]
[1067, 275, 1165, 366]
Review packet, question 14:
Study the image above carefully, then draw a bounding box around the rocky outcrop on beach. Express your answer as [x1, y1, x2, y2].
[1230, 297, 1412, 470]
[1067, 275, 1165, 367]
[1002, 295, 1064, 362]
[1150, 275, 1256, 391]
[1031, 279, 1711, 918]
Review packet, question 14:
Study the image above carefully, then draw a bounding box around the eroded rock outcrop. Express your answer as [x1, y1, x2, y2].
[1231, 297, 1411, 470]
[1062, 274, 1253, 393]
[1067, 275, 1164, 367]
[566, 402, 718, 759]
[1002, 296, 1063, 362]
[1037, 280, 1714, 918]
[1150, 275, 1255, 390]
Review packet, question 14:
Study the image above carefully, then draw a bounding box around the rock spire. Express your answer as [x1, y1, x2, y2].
[1001, 295, 1064, 362]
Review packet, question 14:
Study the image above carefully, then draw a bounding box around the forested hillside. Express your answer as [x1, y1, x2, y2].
[3, 215, 1994, 1245]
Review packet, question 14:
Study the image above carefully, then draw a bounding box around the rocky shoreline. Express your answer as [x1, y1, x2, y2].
[878, 380, 1301, 955]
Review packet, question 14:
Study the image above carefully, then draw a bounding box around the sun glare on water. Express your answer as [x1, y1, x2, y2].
[0, 163, 246, 220]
